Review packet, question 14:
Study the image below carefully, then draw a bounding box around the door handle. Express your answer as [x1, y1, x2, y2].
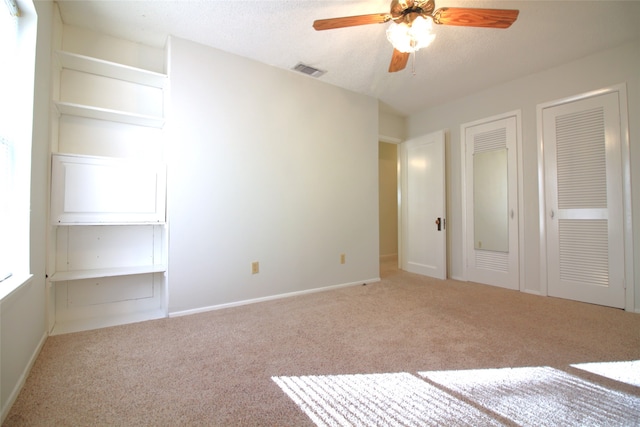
[435, 217, 444, 231]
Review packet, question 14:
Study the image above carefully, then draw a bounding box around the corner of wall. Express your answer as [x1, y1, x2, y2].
[379, 108, 406, 143]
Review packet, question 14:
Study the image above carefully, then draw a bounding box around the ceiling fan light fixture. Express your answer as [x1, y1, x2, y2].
[386, 15, 435, 53]
[313, 0, 519, 73]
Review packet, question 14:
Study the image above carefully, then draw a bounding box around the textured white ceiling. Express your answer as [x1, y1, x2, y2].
[55, 0, 640, 116]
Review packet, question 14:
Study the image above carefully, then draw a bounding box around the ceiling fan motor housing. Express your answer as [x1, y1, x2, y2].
[391, 0, 435, 23]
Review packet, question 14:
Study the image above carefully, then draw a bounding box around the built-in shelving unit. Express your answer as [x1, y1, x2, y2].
[47, 26, 168, 335]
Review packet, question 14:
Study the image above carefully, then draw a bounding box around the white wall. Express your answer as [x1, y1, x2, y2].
[407, 41, 640, 305]
[167, 37, 380, 314]
[379, 109, 405, 142]
[1, 0, 50, 421]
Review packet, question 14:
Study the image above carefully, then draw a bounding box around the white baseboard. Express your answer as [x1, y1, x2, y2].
[1, 331, 47, 424]
[169, 278, 381, 318]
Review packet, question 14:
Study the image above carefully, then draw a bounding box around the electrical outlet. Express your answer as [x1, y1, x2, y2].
[340, 253, 346, 264]
[251, 261, 259, 274]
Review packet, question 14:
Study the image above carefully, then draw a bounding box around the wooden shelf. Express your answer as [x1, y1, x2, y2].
[49, 265, 167, 282]
[56, 50, 167, 88]
[54, 101, 164, 128]
[53, 220, 166, 226]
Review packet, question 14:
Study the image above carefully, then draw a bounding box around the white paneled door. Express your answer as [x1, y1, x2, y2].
[541, 90, 627, 308]
[463, 114, 520, 290]
[400, 130, 446, 280]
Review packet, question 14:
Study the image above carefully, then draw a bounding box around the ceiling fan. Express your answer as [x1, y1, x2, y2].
[313, 0, 519, 73]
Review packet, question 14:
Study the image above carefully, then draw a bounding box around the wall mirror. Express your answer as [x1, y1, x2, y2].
[474, 148, 508, 252]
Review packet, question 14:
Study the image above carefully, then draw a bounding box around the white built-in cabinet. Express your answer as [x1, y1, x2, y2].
[48, 24, 168, 334]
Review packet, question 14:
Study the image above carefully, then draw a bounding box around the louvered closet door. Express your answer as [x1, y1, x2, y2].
[542, 92, 625, 308]
[465, 116, 519, 289]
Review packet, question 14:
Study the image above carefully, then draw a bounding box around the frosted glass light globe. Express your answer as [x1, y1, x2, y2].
[386, 16, 436, 53]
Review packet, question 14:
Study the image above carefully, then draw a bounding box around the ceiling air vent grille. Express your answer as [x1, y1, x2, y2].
[292, 63, 326, 78]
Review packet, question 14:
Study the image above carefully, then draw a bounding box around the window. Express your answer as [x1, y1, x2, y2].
[0, 136, 15, 282]
[0, 0, 35, 297]
[0, 1, 19, 283]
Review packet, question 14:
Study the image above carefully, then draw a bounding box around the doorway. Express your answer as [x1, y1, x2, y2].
[378, 131, 447, 280]
[378, 141, 398, 267]
[398, 130, 447, 280]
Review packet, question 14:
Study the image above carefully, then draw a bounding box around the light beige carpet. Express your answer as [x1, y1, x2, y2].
[5, 260, 640, 426]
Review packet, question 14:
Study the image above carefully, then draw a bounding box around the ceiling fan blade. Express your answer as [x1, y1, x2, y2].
[389, 49, 410, 73]
[432, 7, 519, 29]
[313, 13, 391, 31]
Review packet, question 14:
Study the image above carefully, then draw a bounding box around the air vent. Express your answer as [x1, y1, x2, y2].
[292, 63, 326, 78]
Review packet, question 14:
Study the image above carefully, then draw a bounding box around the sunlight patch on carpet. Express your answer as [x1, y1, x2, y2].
[420, 366, 640, 427]
[272, 372, 502, 427]
[571, 359, 640, 387]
